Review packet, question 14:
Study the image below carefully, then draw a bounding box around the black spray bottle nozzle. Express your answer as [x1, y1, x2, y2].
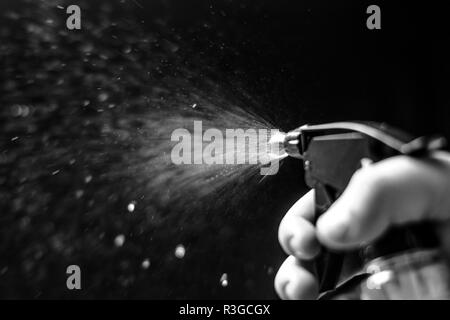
[268, 129, 303, 159]
[273, 122, 447, 161]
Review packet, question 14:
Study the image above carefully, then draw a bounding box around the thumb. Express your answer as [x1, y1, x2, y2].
[316, 152, 450, 250]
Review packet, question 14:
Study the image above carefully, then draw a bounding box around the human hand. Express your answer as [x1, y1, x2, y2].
[275, 152, 450, 300]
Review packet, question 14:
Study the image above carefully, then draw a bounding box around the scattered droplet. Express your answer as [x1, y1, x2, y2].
[83, 100, 90, 107]
[75, 190, 84, 198]
[51, 170, 60, 175]
[11, 136, 19, 141]
[11, 105, 30, 117]
[19, 217, 31, 229]
[11, 105, 22, 117]
[161, 39, 179, 53]
[56, 5, 64, 9]
[98, 92, 109, 102]
[0, 267, 8, 275]
[220, 273, 228, 287]
[174, 244, 185, 259]
[192, 103, 197, 109]
[21, 105, 30, 117]
[84, 175, 92, 183]
[81, 44, 93, 54]
[141, 259, 151, 269]
[114, 234, 126, 247]
[123, 46, 132, 54]
[127, 202, 136, 213]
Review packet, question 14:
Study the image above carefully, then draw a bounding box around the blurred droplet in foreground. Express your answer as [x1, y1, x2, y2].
[114, 234, 125, 247]
[127, 202, 136, 213]
[174, 244, 185, 259]
[220, 273, 228, 287]
[75, 190, 84, 199]
[141, 259, 151, 269]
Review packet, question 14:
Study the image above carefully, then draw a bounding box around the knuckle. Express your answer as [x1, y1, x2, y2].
[351, 165, 388, 193]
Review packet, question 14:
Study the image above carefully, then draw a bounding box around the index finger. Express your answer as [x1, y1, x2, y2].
[278, 190, 320, 260]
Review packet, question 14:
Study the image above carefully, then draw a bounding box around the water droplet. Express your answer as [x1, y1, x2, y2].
[21, 105, 30, 117]
[81, 44, 93, 54]
[174, 244, 185, 259]
[75, 190, 84, 198]
[11, 136, 19, 142]
[84, 175, 92, 183]
[19, 217, 31, 229]
[83, 100, 90, 107]
[114, 234, 125, 247]
[161, 39, 179, 53]
[192, 103, 197, 109]
[0, 267, 8, 275]
[141, 259, 151, 269]
[98, 92, 109, 102]
[220, 273, 228, 287]
[123, 46, 132, 54]
[11, 105, 30, 117]
[11, 105, 22, 117]
[51, 170, 60, 175]
[127, 202, 136, 213]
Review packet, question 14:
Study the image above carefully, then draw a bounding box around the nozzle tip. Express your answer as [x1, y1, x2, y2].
[284, 130, 302, 159]
[268, 130, 302, 159]
[268, 131, 286, 145]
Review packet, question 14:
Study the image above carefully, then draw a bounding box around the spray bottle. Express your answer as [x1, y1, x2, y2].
[272, 121, 450, 299]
